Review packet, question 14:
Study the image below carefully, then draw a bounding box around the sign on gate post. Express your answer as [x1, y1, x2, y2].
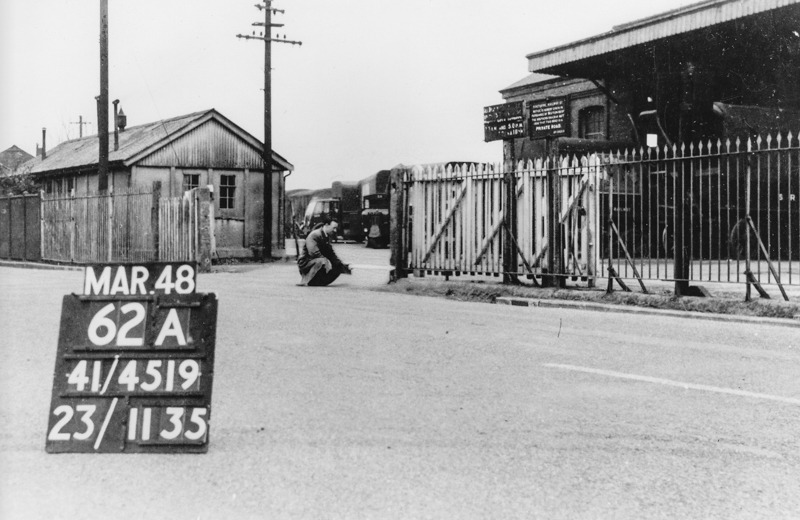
[45, 262, 218, 454]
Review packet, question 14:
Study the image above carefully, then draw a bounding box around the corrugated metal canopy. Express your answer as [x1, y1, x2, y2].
[527, 0, 800, 74]
[30, 109, 293, 174]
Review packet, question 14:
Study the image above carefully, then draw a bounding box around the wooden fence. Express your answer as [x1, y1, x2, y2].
[0, 194, 41, 262]
[399, 133, 800, 296]
[37, 184, 213, 268]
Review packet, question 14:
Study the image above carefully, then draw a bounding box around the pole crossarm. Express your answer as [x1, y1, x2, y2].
[236, 34, 302, 45]
[255, 3, 284, 14]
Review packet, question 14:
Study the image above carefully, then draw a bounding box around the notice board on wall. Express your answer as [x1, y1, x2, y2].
[527, 97, 569, 139]
[483, 102, 526, 142]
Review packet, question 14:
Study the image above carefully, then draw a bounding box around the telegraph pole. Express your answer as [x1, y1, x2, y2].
[71, 116, 91, 139]
[98, 0, 109, 192]
[237, 2, 301, 262]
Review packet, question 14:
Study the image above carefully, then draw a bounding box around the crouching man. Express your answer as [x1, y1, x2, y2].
[297, 218, 352, 286]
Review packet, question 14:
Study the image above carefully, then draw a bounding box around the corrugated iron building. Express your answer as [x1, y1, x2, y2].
[28, 109, 293, 259]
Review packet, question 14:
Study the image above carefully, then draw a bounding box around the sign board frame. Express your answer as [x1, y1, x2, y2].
[483, 102, 526, 142]
[527, 97, 570, 139]
[45, 262, 218, 454]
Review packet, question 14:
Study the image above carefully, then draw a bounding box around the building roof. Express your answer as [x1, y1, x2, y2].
[526, 0, 799, 73]
[29, 109, 292, 174]
[500, 72, 559, 92]
[500, 73, 560, 93]
[0, 145, 35, 175]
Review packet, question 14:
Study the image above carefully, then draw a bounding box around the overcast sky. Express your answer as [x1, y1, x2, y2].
[1, 0, 700, 190]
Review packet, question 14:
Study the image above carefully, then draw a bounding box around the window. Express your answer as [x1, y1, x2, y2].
[219, 175, 236, 209]
[312, 201, 329, 217]
[579, 106, 605, 140]
[48, 178, 74, 195]
[183, 173, 200, 192]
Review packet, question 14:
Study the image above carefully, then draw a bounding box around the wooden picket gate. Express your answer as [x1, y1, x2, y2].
[403, 158, 602, 281]
[158, 190, 203, 262]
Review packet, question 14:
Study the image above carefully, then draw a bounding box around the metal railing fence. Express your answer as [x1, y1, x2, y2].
[401, 133, 800, 290]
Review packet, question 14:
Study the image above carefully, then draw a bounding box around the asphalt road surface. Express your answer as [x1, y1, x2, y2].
[1, 251, 799, 519]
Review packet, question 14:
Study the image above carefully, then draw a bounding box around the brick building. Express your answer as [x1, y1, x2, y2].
[498, 0, 800, 163]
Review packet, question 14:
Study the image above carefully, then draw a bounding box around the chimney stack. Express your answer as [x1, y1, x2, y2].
[113, 99, 120, 151]
[41, 128, 47, 160]
[117, 108, 127, 132]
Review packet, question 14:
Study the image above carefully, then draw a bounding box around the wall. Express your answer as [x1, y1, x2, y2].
[500, 76, 634, 162]
[130, 166, 284, 258]
[129, 166, 169, 192]
[0, 194, 40, 261]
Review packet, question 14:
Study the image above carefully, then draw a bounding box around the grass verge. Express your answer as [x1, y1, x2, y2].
[374, 276, 800, 320]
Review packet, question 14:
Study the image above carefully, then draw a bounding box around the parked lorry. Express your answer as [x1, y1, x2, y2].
[298, 181, 363, 242]
[359, 170, 391, 248]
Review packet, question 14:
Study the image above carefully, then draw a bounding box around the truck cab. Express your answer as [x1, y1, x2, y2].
[361, 193, 390, 248]
[302, 193, 363, 243]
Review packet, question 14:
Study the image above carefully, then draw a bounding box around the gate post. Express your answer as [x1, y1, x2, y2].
[503, 140, 518, 284]
[674, 62, 694, 296]
[195, 187, 213, 273]
[544, 140, 565, 288]
[586, 158, 599, 288]
[673, 164, 691, 295]
[389, 165, 409, 281]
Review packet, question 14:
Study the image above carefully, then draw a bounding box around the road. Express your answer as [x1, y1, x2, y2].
[1, 249, 799, 519]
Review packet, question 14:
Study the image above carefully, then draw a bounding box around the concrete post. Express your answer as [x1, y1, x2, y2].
[503, 139, 518, 284]
[196, 187, 214, 273]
